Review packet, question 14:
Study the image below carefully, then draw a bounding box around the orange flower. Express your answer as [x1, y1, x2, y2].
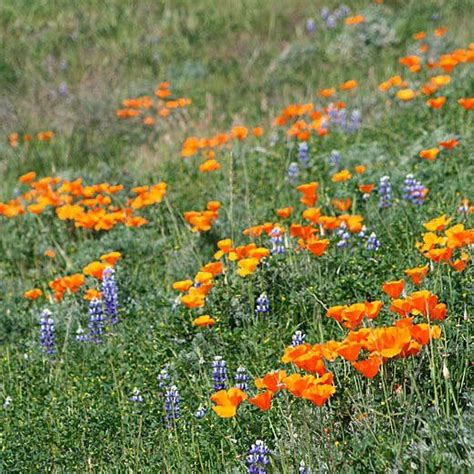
[423, 214, 451, 231]
[358, 184, 375, 194]
[84, 289, 101, 300]
[419, 148, 440, 161]
[276, 207, 293, 219]
[331, 169, 352, 183]
[413, 32, 426, 40]
[237, 257, 260, 277]
[83, 261, 108, 279]
[354, 165, 366, 174]
[306, 238, 329, 257]
[255, 370, 287, 393]
[382, 280, 404, 299]
[319, 88, 336, 98]
[44, 248, 56, 259]
[332, 198, 352, 212]
[231, 125, 248, 141]
[192, 315, 216, 327]
[172, 280, 193, 292]
[302, 207, 321, 224]
[396, 89, 416, 101]
[426, 97, 446, 109]
[404, 265, 429, 285]
[19, 171, 37, 184]
[345, 15, 365, 25]
[181, 291, 206, 309]
[211, 388, 248, 418]
[249, 390, 273, 411]
[199, 159, 221, 172]
[352, 354, 382, 379]
[24, 288, 42, 300]
[100, 252, 122, 266]
[458, 98, 474, 110]
[439, 138, 459, 149]
[340, 80, 358, 91]
[434, 26, 448, 37]
[252, 127, 264, 137]
[297, 182, 318, 207]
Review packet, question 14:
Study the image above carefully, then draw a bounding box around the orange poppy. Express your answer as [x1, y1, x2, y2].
[276, 207, 293, 219]
[192, 315, 216, 327]
[24, 288, 42, 300]
[426, 97, 446, 109]
[404, 265, 429, 285]
[249, 390, 273, 411]
[382, 280, 404, 299]
[211, 387, 248, 418]
[419, 148, 440, 161]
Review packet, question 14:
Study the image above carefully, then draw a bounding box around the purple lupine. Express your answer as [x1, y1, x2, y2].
[158, 366, 171, 390]
[270, 228, 285, 255]
[298, 142, 310, 168]
[102, 267, 118, 324]
[212, 356, 227, 391]
[194, 405, 207, 419]
[246, 440, 270, 473]
[366, 232, 380, 251]
[291, 330, 306, 346]
[75, 326, 89, 342]
[334, 5, 350, 19]
[287, 162, 299, 184]
[329, 150, 340, 168]
[378, 176, 392, 208]
[336, 222, 351, 248]
[299, 460, 312, 473]
[306, 18, 316, 33]
[235, 366, 250, 392]
[164, 385, 181, 427]
[255, 293, 270, 314]
[129, 388, 144, 403]
[402, 174, 427, 205]
[347, 109, 362, 132]
[87, 298, 105, 343]
[39, 309, 55, 354]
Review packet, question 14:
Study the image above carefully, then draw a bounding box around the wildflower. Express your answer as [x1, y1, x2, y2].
[75, 326, 89, 342]
[192, 315, 216, 327]
[3, 396, 12, 409]
[331, 169, 352, 183]
[88, 298, 105, 343]
[212, 356, 227, 391]
[211, 387, 247, 418]
[235, 366, 250, 391]
[306, 18, 316, 33]
[270, 227, 285, 254]
[402, 174, 428, 205]
[329, 150, 340, 168]
[129, 388, 144, 403]
[419, 148, 440, 161]
[39, 309, 55, 354]
[158, 366, 171, 389]
[396, 89, 416, 101]
[366, 232, 380, 251]
[378, 176, 392, 208]
[24, 288, 42, 300]
[164, 385, 181, 427]
[298, 142, 310, 168]
[246, 440, 270, 473]
[291, 330, 306, 346]
[383, 280, 404, 299]
[405, 265, 429, 285]
[336, 223, 351, 248]
[255, 293, 270, 314]
[194, 406, 207, 419]
[249, 390, 273, 411]
[287, 162, 299, 184]
[299, 461, 312, 474]
[102, 267, 119, 324]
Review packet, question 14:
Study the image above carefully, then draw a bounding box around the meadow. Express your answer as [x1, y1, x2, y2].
[0, 0, 473, 472]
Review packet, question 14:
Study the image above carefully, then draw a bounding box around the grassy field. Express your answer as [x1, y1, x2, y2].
[0, 0, 473, 472]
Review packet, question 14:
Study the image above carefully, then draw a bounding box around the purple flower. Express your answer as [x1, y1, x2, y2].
[402, 174, 427, 205]
[270, 228, 285, 255]
[287, 162, 299, 184]
[102, 267, 119, 324]
[378, 176, 392, 208]
[212, 356, 227, 391]
[306, 18, 316, 33]
[366, 232, 380, 251]
[87, 298, 105, 343]
[235, 366, 250, 391]
[39, 309, 55, 354]
[298, 142, 310, 168]
[291, 330, 306, 346]
[164, 385, 180, 427]
[129, 388, 144, 403]
[255, 293, 270, 314]
[247, 440, 270, 473]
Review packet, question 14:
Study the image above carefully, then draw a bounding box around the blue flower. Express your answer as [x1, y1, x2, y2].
[212, 356, 227, 391]
[39, 309, 55, 354]
[247, 440, 270, 473]
[102, 267, 119, 324]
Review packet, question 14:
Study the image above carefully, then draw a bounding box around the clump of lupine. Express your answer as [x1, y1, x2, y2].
[270, 227, 285, 254]
[403, 174, 428, 205]
[235, 366, 250, 392]
[378, 175, 392, 208]
[255, 293, 270, 314]
[291, 330, 306, 346]
[287, 162, 299, 184]
[102, 267, 119, 324]
[129, 388, 144, 403]
[329, 149, 340, 168]
[164, 385, 181, 427]
[298, 142, 310, 168]
[212, 356, 227, 391]
[246, 440, 271, 473]
[366, 232, 381, 251]
[87, 298, 105, 343]
[39, 309, 55, 355]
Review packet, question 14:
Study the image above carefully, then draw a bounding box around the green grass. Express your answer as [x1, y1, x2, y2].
[0, 0, 473, 472]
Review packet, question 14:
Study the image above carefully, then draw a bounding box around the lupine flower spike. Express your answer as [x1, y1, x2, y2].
[212, 356, 227, 391]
